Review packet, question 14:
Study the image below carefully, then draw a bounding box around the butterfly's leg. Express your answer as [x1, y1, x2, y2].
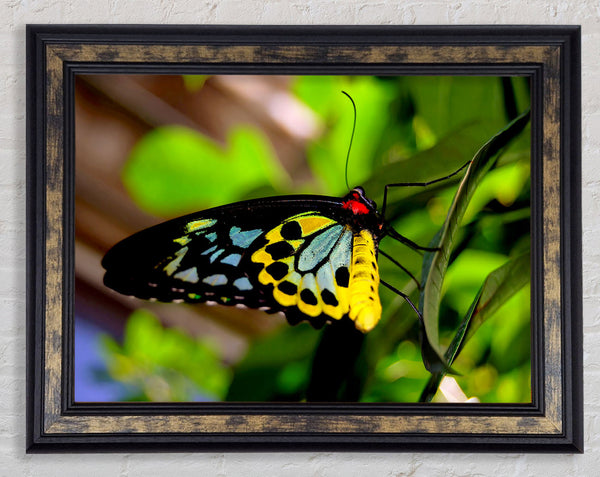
[378, 249, 421, 290]
[384, 226, 440, 252]
[380, 279, 422, 319]
[381, 160, 472, 217]
[381, 280, 459, 377]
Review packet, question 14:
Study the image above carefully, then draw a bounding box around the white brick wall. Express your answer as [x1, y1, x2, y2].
[1, 1, 596, 475]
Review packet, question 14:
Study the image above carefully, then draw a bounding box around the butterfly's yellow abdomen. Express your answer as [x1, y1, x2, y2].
[348, 230, 382, 333]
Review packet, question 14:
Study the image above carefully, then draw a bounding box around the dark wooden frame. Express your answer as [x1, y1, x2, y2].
[26, 25, 582, 453]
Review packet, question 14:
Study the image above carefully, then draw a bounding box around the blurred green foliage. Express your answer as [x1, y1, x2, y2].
[182, 75, 209, 91]
[123, 125, 288, 216]
[101, 74, 531, 403]
[100, 309, 231, 401]
[226, 323, 320, 401]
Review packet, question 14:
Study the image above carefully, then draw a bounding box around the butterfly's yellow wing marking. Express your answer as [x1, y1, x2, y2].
[163, 246, 189, 276]
[348, 230, 382, 333]
[185, 218, 217, 233]
[252, 213, 383, 332]
[252, 212, 352, 321]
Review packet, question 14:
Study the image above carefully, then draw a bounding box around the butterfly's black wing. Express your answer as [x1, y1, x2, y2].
[102, 195, 353, 327]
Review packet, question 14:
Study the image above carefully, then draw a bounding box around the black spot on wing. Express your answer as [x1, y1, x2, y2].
[321, 289, 338, 306]
[265, 241, 295, 260]
[280, 221, 302, 240]
[300, 289, 318, 306]
[265, 262, 288, 280]
[284, 308, 326, 329]
[335, 267, 350, 288]
[278, 280, 297, 295]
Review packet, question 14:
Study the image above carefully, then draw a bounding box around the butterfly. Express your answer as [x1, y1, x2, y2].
[101, 158, 469, 335]
[103, 187, 393, 333]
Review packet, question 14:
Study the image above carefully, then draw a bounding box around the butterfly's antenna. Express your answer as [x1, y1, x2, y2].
[341, 91, 356, 192]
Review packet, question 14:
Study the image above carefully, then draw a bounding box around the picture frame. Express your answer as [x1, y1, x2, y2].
[26, 25, 582, 452]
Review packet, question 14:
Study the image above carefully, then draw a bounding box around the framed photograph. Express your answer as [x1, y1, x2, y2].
[26, 25, 582, 452]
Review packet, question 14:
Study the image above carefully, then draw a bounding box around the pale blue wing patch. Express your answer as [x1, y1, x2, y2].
[274, 270, 302, 290]
[209, 249, 225, 263]
[289, 270, 302, 282]
[300, 273, 318, 295]
[202, 274, 228, 286]
[298, 224, 344, 272]
[330, 229, 352, 267]
[164, 246, 188, 275]
[205, 232, 217, 242]
[325, 229, 352, 293]
[230, 226, 262, 248]
[201, 245, 218, 256]
[233, 277, 253, 291]
[316, 262, 335, 295]
[174, 267, 199, 283]
[221, 253, 242, 266]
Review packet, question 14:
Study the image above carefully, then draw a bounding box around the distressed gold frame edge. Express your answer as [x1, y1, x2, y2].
[26, 25, 582, 453]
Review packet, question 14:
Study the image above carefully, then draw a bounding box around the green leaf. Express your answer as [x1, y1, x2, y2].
[419, 111, 530, 360]
[442, 249, 516, 316]
[122, 125, 288, 216]
[420, 252, 530, 401]
[182, 75, 209, 92]
[463, 253, 530, 342]
[361, 121, 503, 207]
[402, 76, 506, 139]
[99, 309, 232, 401]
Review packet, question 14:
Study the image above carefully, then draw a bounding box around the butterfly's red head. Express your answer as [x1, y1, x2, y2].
[342, 187, 377, 216]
